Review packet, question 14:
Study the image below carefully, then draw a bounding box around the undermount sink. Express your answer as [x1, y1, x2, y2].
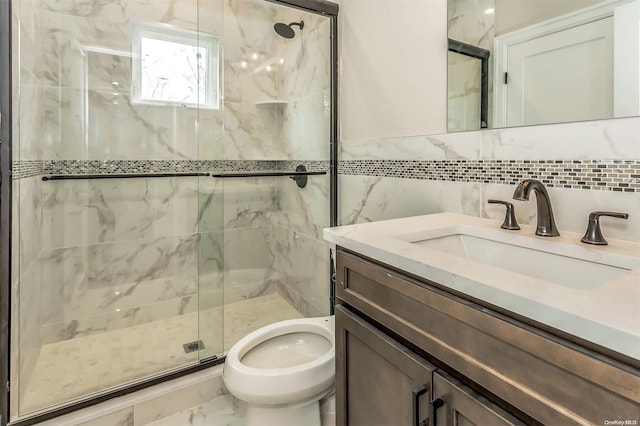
[325, 212, 640, 361]
[395, 226, 637, 290]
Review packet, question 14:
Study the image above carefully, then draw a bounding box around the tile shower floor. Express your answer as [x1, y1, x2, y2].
[20, 293, 303, 415]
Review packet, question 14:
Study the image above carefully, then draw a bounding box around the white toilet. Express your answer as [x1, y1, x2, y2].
[223, 316, 335, 426]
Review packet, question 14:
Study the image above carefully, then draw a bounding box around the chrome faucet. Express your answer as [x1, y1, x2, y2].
[512, 179, 560, 237]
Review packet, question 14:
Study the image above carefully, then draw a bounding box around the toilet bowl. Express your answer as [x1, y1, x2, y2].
[223, 316, 335, 426]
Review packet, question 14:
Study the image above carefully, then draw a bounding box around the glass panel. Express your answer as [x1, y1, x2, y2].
[11, 0, 224, 417]
[11, 0, 332, 417]
[196, 0, 225, 363]
[203, 0, 333, 354]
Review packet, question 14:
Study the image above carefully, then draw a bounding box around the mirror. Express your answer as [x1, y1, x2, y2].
[447, 0, 640, 132]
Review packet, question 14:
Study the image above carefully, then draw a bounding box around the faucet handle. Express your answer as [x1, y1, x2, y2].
[581, 211, 629, 245]
[488, 199, 520, 230]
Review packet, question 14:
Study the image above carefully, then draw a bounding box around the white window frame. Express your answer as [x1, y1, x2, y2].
[131, 22, 220, 109]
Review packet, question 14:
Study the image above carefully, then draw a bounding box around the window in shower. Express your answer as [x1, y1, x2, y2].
[132, 23, 220, 108]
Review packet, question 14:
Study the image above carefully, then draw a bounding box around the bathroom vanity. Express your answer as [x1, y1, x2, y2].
[324, 213, 640, 425]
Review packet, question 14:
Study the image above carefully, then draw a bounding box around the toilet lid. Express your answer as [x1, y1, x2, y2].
[240, 332, 332, 369]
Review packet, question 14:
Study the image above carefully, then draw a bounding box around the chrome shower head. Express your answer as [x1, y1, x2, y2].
[274, 21, 304, 39]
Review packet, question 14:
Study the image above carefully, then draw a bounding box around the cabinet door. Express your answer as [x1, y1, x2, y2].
[335, 305, 435, 426]
[432, 371, 525, 426]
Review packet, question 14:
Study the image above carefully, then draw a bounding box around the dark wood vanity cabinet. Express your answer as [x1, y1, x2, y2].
[336, 305, 523, 426]
[431, 371, 523, 426]
[335, 305, 434, 426]
[334, 248, 640, 426]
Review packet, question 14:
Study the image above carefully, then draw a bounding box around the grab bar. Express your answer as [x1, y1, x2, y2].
[42, 172, 210, 181]
[210, 171, 326, 178]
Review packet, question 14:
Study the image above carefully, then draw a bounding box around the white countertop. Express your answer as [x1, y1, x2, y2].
[324, 212, 640, 361]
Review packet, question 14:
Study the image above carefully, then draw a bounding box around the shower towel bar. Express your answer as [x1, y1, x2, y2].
[210, 171, 326, 178]
[41, 172, 210, 181]
[211, 168, 326, 188]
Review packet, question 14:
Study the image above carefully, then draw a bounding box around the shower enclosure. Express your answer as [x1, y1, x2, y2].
[0, 0, 338, 422]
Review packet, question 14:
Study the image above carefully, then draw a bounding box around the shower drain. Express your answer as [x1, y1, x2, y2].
[183, 340, 205, 353]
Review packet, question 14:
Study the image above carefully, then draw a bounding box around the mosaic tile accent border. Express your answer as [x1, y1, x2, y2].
[46, 160, 280, 175]
[11, 160, 48, 179]
[278, 160, 331, 172]
[338, 160, 640, 192]
[12, 160, 331, 180]
[17, 159, 637, 191]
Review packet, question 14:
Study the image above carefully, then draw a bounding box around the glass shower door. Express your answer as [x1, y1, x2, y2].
[202, 0, 334, 354]
[12, 0, 223, 417]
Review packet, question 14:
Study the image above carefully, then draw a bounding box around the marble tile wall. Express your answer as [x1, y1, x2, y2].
[201, 1, 333, 317]
[39, 8, 224, 162]
[339, 117, 640, 243]
[275, 173, 332, 317]
[222, 182, 278, 305]
[279, 11, 331, 161]
[220, 0, 283, 161]
[448, 0, 495, 51]
[271, 9, 332, 316]
[13, 164, 293, 358]
[37, 233, 201, 343]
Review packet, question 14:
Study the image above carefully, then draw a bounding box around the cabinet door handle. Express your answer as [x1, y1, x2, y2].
[431, 398, 444, 426]
[412, 385, 428, 426]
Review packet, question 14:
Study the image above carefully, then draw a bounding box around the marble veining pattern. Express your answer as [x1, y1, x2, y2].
[276, 173, 330, 240]
[275, 226, 331, 316]
[146, 394, 246, 426]
[338, 173, 640, 242]
[145, 390, 334, 426]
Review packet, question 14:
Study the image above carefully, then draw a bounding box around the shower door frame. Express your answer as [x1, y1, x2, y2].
[0, 0, 12, 424]
[0, 0, 338, 425]
[265, 0, 340, 225]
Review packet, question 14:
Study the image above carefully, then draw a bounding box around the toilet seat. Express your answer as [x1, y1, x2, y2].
[223, 316, 335, 405]
[241, 331, 332, 369]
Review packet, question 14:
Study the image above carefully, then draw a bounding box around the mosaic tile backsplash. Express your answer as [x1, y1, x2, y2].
[338, 159, 640, 192]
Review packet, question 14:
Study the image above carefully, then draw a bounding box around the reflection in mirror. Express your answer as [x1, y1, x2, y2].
[447, 0, 640, 132]
[447, 39, 490, 131]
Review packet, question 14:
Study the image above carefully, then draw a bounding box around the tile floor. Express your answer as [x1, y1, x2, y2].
[146, 394, 246, 426]
[147, 393, 336, 426]
[20, 293, 303, 416]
